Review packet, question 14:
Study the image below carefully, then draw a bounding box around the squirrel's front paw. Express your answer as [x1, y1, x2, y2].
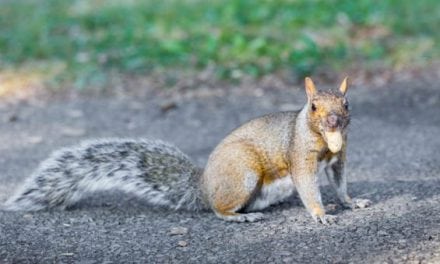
[351, 198, 372, 209]
[342, 198, 372, 209]
[312, 214, 338, 225]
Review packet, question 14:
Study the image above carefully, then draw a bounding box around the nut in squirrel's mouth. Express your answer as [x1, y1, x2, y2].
[323, 130, 343, 153]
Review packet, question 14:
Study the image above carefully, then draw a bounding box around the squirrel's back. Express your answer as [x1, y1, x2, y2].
[209, 111, 299, 165]
[3, 138, 206, 211]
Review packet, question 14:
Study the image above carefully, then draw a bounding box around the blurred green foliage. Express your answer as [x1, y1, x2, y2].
[0, 0, 438, 86]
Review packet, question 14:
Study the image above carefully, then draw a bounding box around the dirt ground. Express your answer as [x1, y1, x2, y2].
[0, 75, 439, 263]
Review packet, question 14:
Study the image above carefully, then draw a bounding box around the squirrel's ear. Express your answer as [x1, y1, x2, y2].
[305, 77, 316, 99]
[339, 77, 349, 95]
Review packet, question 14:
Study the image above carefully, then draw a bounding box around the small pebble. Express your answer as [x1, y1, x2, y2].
[160, 101, 177, 113]
[378, 230, 388, 236]
[23, 214, 33, 219]
[169, 227, 188, 236]
[60, 252, 74, 256]
[177, 240, 188, 247]
[8, 114, 18, 122]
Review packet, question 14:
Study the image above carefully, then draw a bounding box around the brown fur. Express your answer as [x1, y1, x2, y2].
[200, 77, 366, 223]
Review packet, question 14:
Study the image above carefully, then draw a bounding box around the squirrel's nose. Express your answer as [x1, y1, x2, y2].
[327, 114, 339, 128]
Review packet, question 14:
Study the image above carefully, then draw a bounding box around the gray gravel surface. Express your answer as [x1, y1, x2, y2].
[0, 78, 439, 263]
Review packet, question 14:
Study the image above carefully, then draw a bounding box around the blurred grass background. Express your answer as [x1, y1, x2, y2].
[0, 0, 438, 89]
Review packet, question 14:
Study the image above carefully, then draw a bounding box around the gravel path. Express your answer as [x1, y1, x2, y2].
[0, 78, 439, 263]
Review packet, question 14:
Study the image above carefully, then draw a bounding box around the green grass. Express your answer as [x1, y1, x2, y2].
[0, 0, 439, 88]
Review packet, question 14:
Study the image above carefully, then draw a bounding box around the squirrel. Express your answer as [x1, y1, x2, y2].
[2, 77, 371, 224]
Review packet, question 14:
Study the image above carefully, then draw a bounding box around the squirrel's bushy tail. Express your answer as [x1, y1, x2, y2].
[3, 139, 207, 211]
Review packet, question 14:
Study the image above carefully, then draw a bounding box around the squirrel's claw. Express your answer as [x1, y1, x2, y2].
[351, 198, 372, 209]
[313, 214, 338, 225]
[341, 198, 372, 209]
[321, 214, 338, 225]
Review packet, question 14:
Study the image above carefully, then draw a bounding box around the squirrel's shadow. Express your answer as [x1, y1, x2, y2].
[236, 180, 440, 263]
[69, 179, 440, 216]
[266, 179, 440, 215]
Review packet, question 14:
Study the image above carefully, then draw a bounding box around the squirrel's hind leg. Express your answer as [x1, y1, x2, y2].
[208, 170, 265, 222]
[203, 143, 267, 222]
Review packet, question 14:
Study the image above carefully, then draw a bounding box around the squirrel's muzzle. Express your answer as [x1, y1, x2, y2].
[326, 113, 340, 129]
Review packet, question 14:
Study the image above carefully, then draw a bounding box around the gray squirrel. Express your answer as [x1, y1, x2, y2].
[3, 77, 371, 223]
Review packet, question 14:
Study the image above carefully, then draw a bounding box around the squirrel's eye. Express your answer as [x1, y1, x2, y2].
[343, 100, 349, 110]
[311, 103, 317, 112]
